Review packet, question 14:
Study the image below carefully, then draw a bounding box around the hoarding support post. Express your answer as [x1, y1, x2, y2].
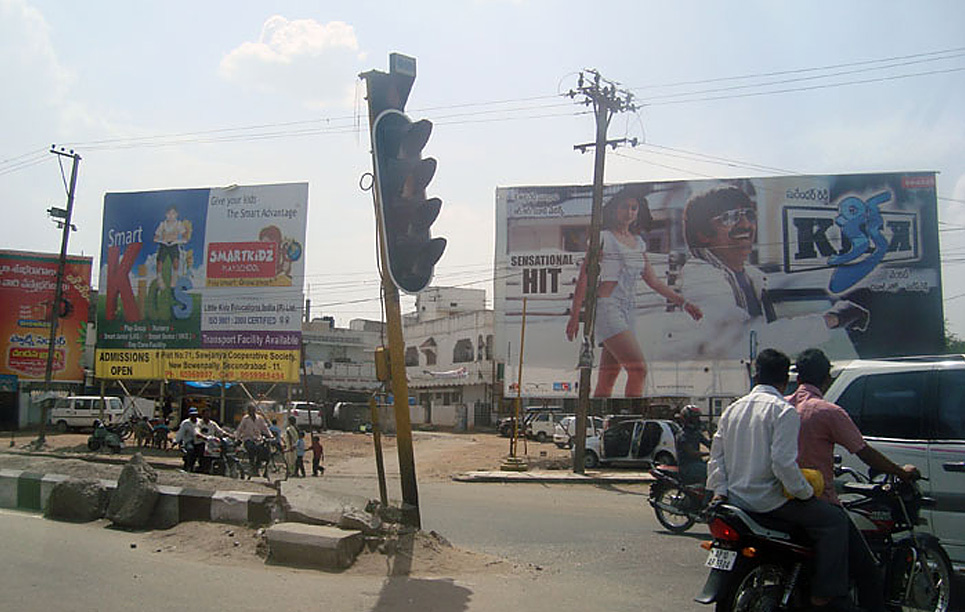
[567, 71, 637, 474]
[35, 147, 81, 449]
[220, 381, 226, 424]
[99, 379, 106, 423]
[501, 298, 528, 471]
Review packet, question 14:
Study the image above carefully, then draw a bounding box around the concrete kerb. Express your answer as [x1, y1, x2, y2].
[451, 470, 654, 484]
[0, 468, 367, 571]
[0, 468, 276, 526]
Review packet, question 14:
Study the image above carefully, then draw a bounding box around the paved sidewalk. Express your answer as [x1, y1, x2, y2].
[452, 470, 653, 484]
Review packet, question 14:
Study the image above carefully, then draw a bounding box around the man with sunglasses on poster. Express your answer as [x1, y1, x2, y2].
[681, 185, 869, 359]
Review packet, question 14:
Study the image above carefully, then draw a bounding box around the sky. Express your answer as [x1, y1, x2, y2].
[2, 0, 964, 336]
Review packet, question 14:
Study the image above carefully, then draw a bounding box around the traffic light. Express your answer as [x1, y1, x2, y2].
[373, 109, 446, 294]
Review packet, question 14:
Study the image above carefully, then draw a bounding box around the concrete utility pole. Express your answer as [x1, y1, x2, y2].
[35, 147, 81, 448]
[567, 71, 637, 474]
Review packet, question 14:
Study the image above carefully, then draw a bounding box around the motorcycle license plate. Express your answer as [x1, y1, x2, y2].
[705, 548, 737, 571]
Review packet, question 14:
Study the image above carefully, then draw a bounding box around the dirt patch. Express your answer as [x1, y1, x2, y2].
[2, 429, 574, 487]
[136, 522, 531, 578]
[347, 530, 532, 578]
[141, 521, 266, 567]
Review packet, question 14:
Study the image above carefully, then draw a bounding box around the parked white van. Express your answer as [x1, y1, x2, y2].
[50, 396, 124, 432]
[827, 356, 965, 570]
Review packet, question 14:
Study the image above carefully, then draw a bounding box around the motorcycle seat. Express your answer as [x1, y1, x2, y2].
[717, 504, 809, 543]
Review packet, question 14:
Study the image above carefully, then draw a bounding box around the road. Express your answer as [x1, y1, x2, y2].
[2, 464, 959, 611]
[291, 473, 714, 610]
[0, 481, 711, 612]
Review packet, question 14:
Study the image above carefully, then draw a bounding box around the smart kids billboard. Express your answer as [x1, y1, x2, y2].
[494, 172, 942, 399]
[95, 183, 308, 382]
[0, 250, 92, 383]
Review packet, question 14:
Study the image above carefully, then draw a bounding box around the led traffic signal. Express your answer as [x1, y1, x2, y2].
[373, 109, 446, 294]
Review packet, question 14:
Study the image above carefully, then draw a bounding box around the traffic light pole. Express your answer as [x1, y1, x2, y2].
[379, 275, 421, 528]
[362, 65, 422, 529]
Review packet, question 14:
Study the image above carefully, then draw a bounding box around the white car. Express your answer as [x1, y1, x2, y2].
[827, 356, 965, 570]
[49, 396, 124, 431]
[525, 411, 571, 443]
[553, 416, 603, 448]
[283, 401, 324, 430]
[576, 419, 677, 469]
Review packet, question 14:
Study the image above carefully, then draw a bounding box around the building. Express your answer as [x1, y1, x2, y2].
[301, 316, 383, 401]
[403, 287, 496, 430]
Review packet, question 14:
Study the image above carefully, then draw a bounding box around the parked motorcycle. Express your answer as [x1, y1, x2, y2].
[648, 464, 712, 533]
[696, 471, 953, 612]
[87, 421, 123, 453]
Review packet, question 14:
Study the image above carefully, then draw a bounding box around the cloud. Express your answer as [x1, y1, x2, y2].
[0, 0, 74, 122]
[219, 15, 363, 109]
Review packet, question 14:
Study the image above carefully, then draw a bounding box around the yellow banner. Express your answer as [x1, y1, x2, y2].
[95, 348, 300, 382]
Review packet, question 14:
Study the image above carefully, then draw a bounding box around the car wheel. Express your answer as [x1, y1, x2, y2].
[56, 420, 68, 433]
[584, 450, 599, 469]
[536, 431, 548, 443]
[655, 451, 676, 466]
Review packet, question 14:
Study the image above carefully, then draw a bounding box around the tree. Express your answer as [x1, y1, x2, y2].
[944, 319, 965, 353]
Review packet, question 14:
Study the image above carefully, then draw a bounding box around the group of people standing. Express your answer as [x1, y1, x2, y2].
[175, 404, 324, 479]
[683, 347, 917, 612]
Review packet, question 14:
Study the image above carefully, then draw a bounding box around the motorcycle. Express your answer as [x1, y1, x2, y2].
[87, 421, 123, 453]
[649, 464, 712, 533]
[696, 470, 953, 612]
[203, 436, 248, 479]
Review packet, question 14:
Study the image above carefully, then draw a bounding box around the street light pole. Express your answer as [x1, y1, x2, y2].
[34, 147, 81, 448]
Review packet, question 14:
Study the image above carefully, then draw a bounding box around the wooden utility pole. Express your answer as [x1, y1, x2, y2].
[35, 147, 81, 448]
[567, 71, 637, 474]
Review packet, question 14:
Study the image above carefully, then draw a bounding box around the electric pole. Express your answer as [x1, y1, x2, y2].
[34, 146, 81, 449]
[567, 70, 637, 474]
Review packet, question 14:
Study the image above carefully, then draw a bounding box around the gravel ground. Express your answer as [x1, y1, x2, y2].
[0, 429, 554, 578]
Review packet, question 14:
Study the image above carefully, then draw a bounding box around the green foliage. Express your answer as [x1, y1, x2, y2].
[944, 319, 965, 354]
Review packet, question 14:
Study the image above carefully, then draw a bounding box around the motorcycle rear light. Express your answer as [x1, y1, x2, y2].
[709, 518, 740, 542]
[741, 547, 757, 558]
[700, 541, 713, 551]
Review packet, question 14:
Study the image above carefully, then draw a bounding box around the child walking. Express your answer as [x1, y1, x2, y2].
[311, 435, 325, 476]
[294, 430, 307, 478]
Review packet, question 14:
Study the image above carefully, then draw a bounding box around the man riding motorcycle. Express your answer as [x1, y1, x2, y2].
[674, 405, 710, 485]
[788, 348, 920, 612]
[708, 348, 851, 612]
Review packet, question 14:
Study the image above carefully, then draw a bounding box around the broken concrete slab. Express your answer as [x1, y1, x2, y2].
[265, 522, 363, 570]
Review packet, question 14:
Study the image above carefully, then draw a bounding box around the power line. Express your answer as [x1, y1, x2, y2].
[628, 46, 965, 92]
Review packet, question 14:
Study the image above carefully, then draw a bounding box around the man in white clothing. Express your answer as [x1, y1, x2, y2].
[707, 348, 853, 611]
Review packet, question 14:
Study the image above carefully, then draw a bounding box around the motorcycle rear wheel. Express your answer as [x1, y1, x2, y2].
[716, 562, 786, 612]
[652, 484, 697, 533]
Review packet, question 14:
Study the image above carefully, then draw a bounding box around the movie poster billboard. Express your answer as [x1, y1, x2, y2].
[494, 172, 942, 399]
[95, 183, 308, 382]
[0, 250, 93, 383]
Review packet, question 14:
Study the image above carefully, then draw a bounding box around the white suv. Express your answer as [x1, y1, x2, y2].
[825, 355, 965, 570]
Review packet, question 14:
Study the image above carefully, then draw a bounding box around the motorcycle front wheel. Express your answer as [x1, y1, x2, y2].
[717, 562, 787, 612]
[652, 484, 697, 533]
[896, 541, 953, 612]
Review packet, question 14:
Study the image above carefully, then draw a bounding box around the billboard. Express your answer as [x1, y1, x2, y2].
[95, 183, 308, 382]
[0, 250, 93, 383]
[494, 172, 942, 399]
